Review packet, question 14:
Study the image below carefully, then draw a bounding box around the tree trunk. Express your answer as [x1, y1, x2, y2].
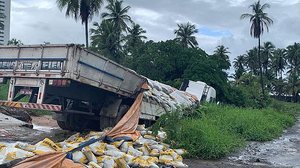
[258, 37, 265, 96]
[85, 21, 89, 48]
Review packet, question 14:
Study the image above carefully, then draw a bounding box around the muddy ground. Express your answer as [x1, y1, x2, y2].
[0, 113, 299, 168]
[0, 113, 71, 143]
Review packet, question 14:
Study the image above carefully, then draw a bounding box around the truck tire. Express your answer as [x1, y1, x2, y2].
[56, 114, 85, 131]
[68, 114, 89, 131]
[57, 120, 69, 130]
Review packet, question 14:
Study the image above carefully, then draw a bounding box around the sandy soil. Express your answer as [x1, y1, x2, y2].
[31, 115, 59, 128]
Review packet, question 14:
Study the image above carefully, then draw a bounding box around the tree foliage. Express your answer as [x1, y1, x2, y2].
[241, 0, 273, 96]
[56, 0, 103, 47]
[233, 42, 300, 103]
[7, 38, 23, 45]
[174, 22, 198, 48]
[101, 0, 132, 34]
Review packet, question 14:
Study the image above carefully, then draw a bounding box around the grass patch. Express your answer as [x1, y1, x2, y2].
[0, 83, 9, 100]
[28, 109, 53, 116]
[152, 102, 298, 159]
[177, 119, 243, 159]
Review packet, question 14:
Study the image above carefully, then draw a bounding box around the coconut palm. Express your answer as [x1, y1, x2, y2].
[233, 55, 246, 80]
[244, 47, 260, 75]
[272, 48, 286, 79]
[90, 20, 124, 63]
[286, 43, 300, 73]
[101, 0, 132, 35]
[241, 0, 273, 95]
[286, 43, 300, 102]
[261, 41, 275, 75]
[212, 45, 231, 70]
[286, 71, 300, 102]
[174, 22, 198, 48]
[126, 23, 147, 49]
[57, 0, 103, 47]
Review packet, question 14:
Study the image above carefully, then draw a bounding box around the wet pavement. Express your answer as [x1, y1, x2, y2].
[0, 113, 70, 143]
[228, 117, 300, 168]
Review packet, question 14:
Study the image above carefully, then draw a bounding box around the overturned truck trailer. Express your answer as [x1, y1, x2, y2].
[0, 44, 214, 131]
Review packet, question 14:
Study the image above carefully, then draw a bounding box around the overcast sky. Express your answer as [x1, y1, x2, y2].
[10, 0, 300, 68]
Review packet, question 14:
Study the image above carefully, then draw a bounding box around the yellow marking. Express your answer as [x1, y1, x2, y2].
[14, 103, 22, 108]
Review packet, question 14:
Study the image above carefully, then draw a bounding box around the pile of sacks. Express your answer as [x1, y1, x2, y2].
[144, 79, 198, 111]
[0, 126, 188, 168]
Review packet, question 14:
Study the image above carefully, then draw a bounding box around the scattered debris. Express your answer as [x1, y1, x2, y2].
[0, 126, 188, 168]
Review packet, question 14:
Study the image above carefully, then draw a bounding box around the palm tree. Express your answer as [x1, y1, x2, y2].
[272, 48, 286, 79]
[244, 48, 260, 75]
[126, 23, 147, 49]
[90, 20, 124, 63]
[286, 43, 300, 102]
[286, 71, 300, 102]
[174, 22, 198, 48]
[286, 43, 300, 73]
[233, 55, 246, 80]
[101, 0, 132, 36]
[57, 0, 103, 48]
[261, 41, 275, 75]
[241, 0, 273, 96]
[212, 45, 231, 70]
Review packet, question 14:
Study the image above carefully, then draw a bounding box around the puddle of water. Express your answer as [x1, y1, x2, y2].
[229, 117, 300, 167]
[32, 124, 54, 133]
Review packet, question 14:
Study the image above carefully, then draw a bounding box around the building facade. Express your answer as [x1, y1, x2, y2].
[0, 0, 10, 45]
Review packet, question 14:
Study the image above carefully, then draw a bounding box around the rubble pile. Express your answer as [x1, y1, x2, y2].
[0, 125, 188, 168]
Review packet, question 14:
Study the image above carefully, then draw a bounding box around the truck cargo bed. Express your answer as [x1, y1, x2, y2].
[0, 44, 146, 97]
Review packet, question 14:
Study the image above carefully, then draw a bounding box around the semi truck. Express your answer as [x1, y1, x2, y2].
[0, 44, 215, 131]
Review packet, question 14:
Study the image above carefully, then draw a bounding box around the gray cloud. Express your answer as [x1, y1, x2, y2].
[10, 0, 300, 72]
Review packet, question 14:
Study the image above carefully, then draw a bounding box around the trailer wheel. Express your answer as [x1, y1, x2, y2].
[57, 120, 69, 130]
[67, 114, 89, 131]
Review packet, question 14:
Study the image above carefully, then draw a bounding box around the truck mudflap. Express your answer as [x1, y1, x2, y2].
[0, 100, 61, 111]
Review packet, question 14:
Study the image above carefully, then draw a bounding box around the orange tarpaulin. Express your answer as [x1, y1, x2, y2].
[13, 152, 83, 168]
[106, 82, 148, 141]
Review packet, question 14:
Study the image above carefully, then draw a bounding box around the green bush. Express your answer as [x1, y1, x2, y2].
[152, 102, 297, 159]
[0, 83, 9, 100]
[203, 104, 295, 141]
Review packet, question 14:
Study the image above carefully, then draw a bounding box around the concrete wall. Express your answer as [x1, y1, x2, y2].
[0, 0, 10, 45]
